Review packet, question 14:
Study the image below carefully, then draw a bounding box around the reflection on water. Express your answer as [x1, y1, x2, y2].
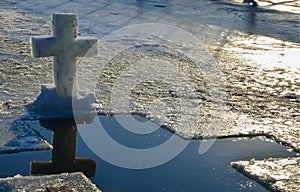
[0, 115, 298, 191]
[30, 118, 96, 177]
[3, 114, 296, 192]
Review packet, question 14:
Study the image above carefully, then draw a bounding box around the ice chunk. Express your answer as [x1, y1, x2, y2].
[231, 157, 300, 192]
[0, 172, 101, 192]
[0, 120, 51, 154]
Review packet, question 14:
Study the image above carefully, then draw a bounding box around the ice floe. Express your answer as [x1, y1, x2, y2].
[231, 157, 300, 192]
[0, 172, 101, 192]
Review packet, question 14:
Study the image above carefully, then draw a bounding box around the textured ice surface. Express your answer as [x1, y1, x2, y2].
[231, 157, 300, 192]
[0, 10, 53, 154]
[0, 119, 51, 154]
[0, 172, 101, 192]
[1, 0, 299, 142]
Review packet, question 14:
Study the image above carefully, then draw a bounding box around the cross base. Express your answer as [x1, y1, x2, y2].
[30, 158, 96, 177]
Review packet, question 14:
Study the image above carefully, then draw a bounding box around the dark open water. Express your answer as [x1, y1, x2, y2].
[0, 115, 298, 192]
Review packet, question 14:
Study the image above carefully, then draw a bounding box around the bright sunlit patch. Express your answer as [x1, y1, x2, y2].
[270, 4, 300, 14]
[224, 34, 300, 71]
[223, 33, 300, 88]
[232, 0, 300, 14]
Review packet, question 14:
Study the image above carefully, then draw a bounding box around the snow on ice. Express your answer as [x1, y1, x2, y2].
[232, 157, 300, 192]
[0, 172, 101, 192]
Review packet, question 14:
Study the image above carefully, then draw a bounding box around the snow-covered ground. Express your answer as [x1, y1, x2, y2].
[0, 0, 299, 191]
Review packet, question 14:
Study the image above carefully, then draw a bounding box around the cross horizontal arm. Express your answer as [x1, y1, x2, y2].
[75, 37, 98, 57]
[31, 36, 56, 57]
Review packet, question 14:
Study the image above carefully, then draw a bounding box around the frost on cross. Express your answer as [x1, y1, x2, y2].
[27, 13, 97, 118]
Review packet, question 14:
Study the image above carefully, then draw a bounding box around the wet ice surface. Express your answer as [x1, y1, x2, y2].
[0, 0, 299, 191]
[0, 172, 101, 192]
[231, 157, 300, 192]
[236, 0, 300, 14]
[0, 0, 299, 149]
[222, 33, 300, 152]
[0, 10, 52, 154]
[0, 119, 51, 154]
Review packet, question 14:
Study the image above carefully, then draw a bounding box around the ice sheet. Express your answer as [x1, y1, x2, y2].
[1, 1, 299, 148]
[0, 172, 101, 192]
[231, 157, 300, 192]
[0, 119, 51, 154]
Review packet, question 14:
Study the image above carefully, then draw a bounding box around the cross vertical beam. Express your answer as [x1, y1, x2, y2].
[31, 13, 97, 99]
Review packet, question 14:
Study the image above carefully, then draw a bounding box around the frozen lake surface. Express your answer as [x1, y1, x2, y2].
[1, 0, 299, 152]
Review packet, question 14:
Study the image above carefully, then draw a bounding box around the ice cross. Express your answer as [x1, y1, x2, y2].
[31, 13, 97, 99]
